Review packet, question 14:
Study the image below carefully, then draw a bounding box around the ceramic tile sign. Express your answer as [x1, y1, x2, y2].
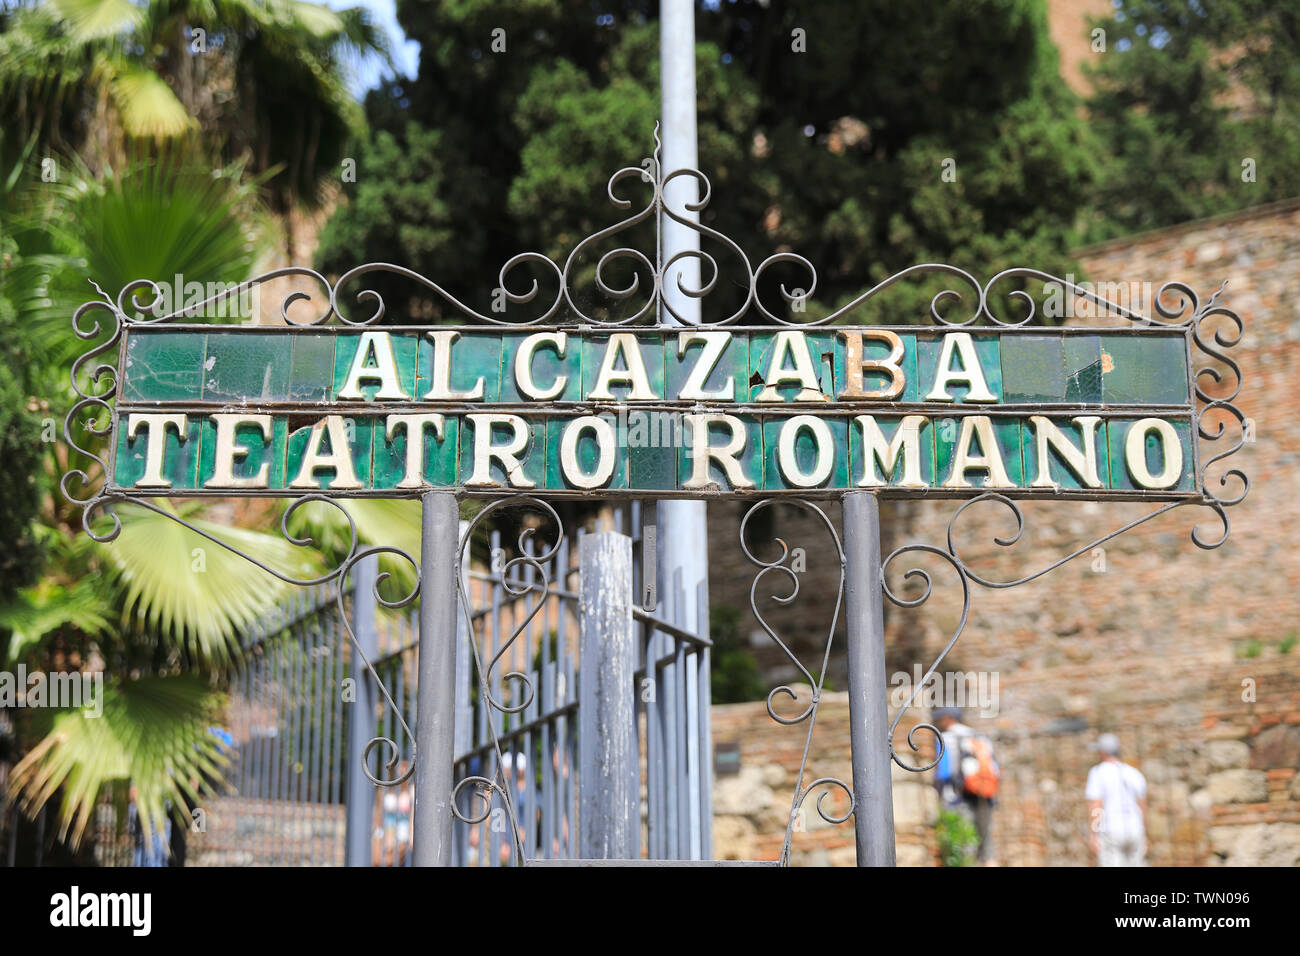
[110, 326, 1198, 499]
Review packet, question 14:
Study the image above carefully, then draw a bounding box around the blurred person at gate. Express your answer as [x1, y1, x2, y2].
[127, 785, 171, 867]
[371, 759, 413, 866]
[1086, 733, 1148, 866]
[932, 706, 1000, 865]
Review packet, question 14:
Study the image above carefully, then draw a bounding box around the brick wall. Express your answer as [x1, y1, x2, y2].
[706, 198, 1300, 865]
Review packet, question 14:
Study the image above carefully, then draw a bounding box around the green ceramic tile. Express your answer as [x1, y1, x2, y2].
[1020, 416, 1109, 490]
[667, 330, 749, 403]
[627, 420, 680, 491]
[332, 331, 418, 402]
[544, 415, 628, 491]
[677, 414, 762, 491]
[761, 415, 849, 490]
[581, 333, 666, 402]
[847, 414, 936, 488]
[748, 330, 835, 402]
[498, 331, 582, 403]
[416, 332, 502, 402]
[1063, 334, 1103, 404]
[122, 331, 206, 402]
[196, 414, 287, 489]
[1100, 334, 1190, 406]
[288, 334, 336, 403]
[372, 413, 459, 490]
[114, 413, 202, 490]
[457, 414, 545, 489]
[916, 332, 1002, 404]
[1001, 334, 1065, 404]
[285, 416, 373, 490]
[203, 332, 292, 403]
[833, 330, 918, 402]
[1107, 417, 1195, 491]
[934, 415, 1024, 488]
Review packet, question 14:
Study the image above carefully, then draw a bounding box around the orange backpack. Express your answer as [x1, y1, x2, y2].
[959, 734, 1001, 799]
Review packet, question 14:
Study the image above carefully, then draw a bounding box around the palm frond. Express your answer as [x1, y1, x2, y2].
[47, 0, 144, 43]
[23, 158, 265, 367]
[0, 577, 112, 664]
[102, 501, 323, 667]
[289, 1, 345, 39]
[7, 675, 228, 847]
[111, 67, 196, 139]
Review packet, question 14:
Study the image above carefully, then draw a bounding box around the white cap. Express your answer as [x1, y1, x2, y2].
[1092, 732, 1120, 756]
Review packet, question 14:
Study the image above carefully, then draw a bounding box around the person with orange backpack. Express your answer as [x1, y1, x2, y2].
[932, 706, 1000, 865]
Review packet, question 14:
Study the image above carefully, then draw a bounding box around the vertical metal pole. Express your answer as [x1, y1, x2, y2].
[578, 531, 638, 859]
[344, 555, 378, 866]
[412, 491, 459, 866]
[659, 0, 713, 859]
[453, 519, 472, 758]
[660, 0, 700, 305]
[658, 4, 707, 545]
[842, 492, 897, 866]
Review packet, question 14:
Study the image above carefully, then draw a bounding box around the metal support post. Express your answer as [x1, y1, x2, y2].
[412, 491, 460, 866]
[578, 531, 638, 859]
[842, 492, 897, 866]
[344, 553, 379, 866]
[659, 0, 712, 858]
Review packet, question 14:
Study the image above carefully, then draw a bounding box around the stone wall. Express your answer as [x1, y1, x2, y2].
[712, 693, 939, 865]
[705, 198, 1300, 865]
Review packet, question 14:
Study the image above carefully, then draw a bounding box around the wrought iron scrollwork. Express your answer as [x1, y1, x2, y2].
[882, 278, 1250, 772]
[453, 496, 566, 865]
[70, 132, 1262, 343]
[740, 499, 855, 865]
[883, 493, 1243, 773]
[63, 284, 126, 539]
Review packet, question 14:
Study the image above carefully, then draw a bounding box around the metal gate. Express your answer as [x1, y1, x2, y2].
[447, 501, 712, 866]
[174, 500, 710, 866]
[189, 583, 355, 866]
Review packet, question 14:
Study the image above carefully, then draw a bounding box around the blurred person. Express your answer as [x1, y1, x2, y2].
[465, 751, 527, 864]
[1086, 733, 1147, 866]
[932, 706, 1000, 865]
[127, 785, 171, 867]
[371, 759, 413, 866]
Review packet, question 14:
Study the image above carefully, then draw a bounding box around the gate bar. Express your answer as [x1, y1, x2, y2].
[412, 491, 460, 866]
[344, 556, 378, 865]
[842, 492, 897, 866]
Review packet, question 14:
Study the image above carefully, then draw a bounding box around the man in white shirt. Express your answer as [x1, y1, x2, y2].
[1085, 733, 1147, 866]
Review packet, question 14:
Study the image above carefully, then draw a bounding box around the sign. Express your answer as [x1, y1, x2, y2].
[110, 325, 1197, 498]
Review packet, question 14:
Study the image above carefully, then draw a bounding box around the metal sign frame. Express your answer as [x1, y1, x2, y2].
[61, 137, 1249, 866]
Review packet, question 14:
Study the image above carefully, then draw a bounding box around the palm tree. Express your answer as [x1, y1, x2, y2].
[0, 154, 317, 848]
[0, 3, 405, 856]
[1, 151, 428, 851]
[0, 0, 391, 251]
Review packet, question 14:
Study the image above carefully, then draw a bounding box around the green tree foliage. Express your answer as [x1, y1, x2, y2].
[709, 604, 766, 705]
[1084, 0, 1300, 239]
[0, 0, 390, 215]
[0, 305, 43, 601]
[936, 807, 980, 867]
[318, 0, 1097, 324]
